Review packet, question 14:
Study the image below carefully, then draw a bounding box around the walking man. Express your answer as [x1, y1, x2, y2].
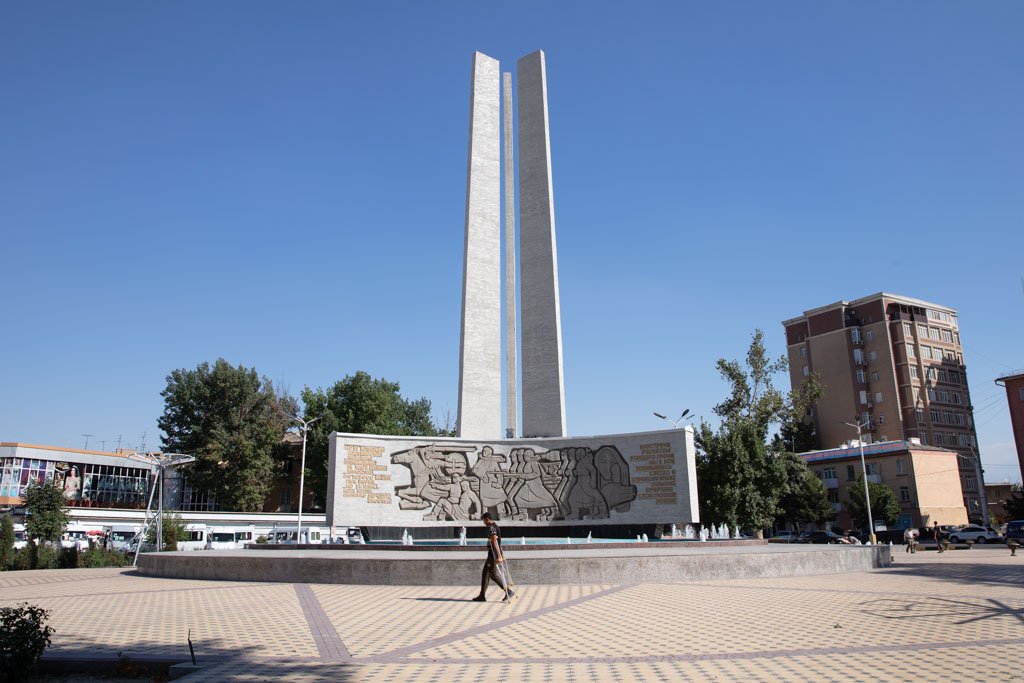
[933, 521, 944, 553]
[472, 512, 514, 602]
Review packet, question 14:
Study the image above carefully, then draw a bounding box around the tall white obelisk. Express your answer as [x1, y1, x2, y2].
[517, 50, 566, 438]
[456, 52, 502, 440]
[503, 70, 518, 439]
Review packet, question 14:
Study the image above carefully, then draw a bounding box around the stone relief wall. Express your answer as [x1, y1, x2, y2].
[327, 430, 698, 527]
[391, 444, 636, 522]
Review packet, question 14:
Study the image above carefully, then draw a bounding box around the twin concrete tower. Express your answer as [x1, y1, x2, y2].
[457, 50, 566, 441]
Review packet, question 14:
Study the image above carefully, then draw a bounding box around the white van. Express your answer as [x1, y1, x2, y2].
[205, 525, 256, 550]
[12, 523, 28, 550]
[269, 526, 325, 545]
[176, 524, 208, 551]
[61, 524, 94, 550]
[108, 524, 142, 552]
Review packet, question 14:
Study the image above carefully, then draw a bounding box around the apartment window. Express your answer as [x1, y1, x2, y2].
[959, 434, 971, 446]
[938, 369, 948, 383]
[875, 392, 884, 403]
[799, 346, 807, 358]
[860, 390, 869, 405]
[926, 367, 938, 381]
[846, 465, 856, 480]
[939, 389, 950, 402]
[949, 370, 961, 384]
[921, 346, 932, 359]
[945, 349, 959, 362]
[928, 388, 938, 401]
[917, 323, 929, 338]
[929, 327, 941, 340]
[915, 408, 925, 424]
[279, 489, 292, 508]
[953, 412, 964, 425]
[866, 463, 880, 475]
[964, 475, 977, 491]
[919, 434, 928, 445]
[822, 467, 836, 479]
[896, 458, 906, 474]
[941, 329, 953, 343]
[871, 371, 879, 382]
[900, 486, 911, 503]
[902, 322, 912, 337]
[827, 490, 839, 504]
[931, 409, 941, 423]
[854, 349, 864, 364]
[802, 365, 809, 377]
[877, 415, 886, 424]
[869, 350, 877, 362]
[909, 366, 919, 380]
[942, 410, 953, 423]
[906, 344, 916, 358]
[913, 387, 921, 402]
[952, 393, 962, 405]
[866, 330, 875, 341]
[862, 412, 872, 426]
[851, 328, 862, 343]
[856, 370, 867, 384]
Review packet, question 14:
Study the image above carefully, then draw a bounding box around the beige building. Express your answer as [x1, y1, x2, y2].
[802, 440, 968, 530]
[783, 293, 986, 521]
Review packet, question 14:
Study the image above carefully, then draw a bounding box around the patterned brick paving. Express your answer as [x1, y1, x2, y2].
[2, 548, 1021, 681]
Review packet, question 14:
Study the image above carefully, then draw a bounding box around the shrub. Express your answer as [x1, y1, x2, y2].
[256, 535, 268, 544]
[0, 603, 54, 682]
[80, 547, 130, 568]
[0, 517, 13, 571]
[59, 546, 80, 569]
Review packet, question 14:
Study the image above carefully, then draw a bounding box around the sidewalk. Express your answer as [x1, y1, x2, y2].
[2, 548, 1021, 682]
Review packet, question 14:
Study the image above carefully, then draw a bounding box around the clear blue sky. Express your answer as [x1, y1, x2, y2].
[2, 3, 1022, 482]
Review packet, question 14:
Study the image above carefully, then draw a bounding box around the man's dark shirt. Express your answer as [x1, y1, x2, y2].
[486, 520, 502, 559]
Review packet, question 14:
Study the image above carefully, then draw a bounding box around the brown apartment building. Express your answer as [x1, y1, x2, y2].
[994, 370, 1024, 483]
[783, 293, 986, 522]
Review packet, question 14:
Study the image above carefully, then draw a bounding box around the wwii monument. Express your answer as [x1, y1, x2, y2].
[327, 51, 698, 535]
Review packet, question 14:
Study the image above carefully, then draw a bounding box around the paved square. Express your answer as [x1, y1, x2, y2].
[2, 548, 1021, 681]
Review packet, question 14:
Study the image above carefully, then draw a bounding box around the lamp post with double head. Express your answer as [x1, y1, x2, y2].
[128, 451, 195, 564]
[290, 414, 322, 544]
[653, 409, 693, 428]
[842, 418, 876, 544]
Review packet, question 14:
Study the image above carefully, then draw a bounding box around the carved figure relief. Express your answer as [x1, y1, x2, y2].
[390, 443, 639, 522]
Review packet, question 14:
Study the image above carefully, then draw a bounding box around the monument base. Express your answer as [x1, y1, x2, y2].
[137, 543, 890, 585]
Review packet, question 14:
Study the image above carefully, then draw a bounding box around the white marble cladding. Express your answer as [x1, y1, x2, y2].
[326, 428, 698, 528]
[502, 70, 518, 439]
[517, 50, 566, 438]
[457, 52, 502, 440]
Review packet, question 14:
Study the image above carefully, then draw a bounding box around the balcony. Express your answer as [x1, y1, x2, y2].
[822, 477, 839, 490]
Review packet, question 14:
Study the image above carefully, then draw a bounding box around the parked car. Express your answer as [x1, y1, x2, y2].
[948, 525, 1002, 544]
[1005, 520, 1024, 544]
[798, 530, 844, 544]
[769, 531, 799, 543]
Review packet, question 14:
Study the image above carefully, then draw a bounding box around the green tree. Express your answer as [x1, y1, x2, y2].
[1004, 485, 1024, 520]
[22, 480, 70, 543]
[0, 516, 14, 570]
[775, 452, 833, 528]
[145, 512, 189, 551]
[844, 475, 900, 531]
[697, 330, 791, 535]
[158, 359, 296, 511]
[299, 371, 439, 505]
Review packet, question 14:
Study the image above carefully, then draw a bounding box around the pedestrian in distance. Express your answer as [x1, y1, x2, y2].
[472, 512, 515, 603]
[933, 522, 944, 553]
[903, 527, 917, 553]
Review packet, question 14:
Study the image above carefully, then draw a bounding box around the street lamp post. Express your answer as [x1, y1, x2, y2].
[290, 414, 322, 544]
[129, 452, 195, 565]
[653, 409, 692, 428]
[842, 419, 876, 545]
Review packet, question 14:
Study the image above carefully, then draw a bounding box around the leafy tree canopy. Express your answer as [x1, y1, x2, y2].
[158, 359, 295, 512]
[22, 480, 70, 542]
[775, 451, 833, 528]
[844, 475, 901, 531]
[299, 371, 439, 506]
